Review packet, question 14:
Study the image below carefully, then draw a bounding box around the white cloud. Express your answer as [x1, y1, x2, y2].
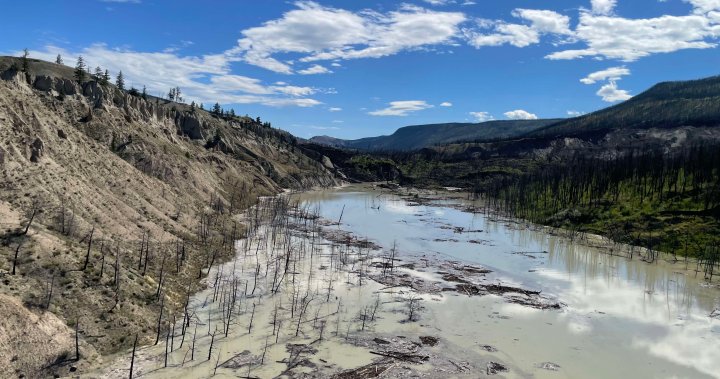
[310, 125, 340, 130]
[329, 107, 342, 112]
[459, 2, 720, 63]
[597, 81, 632, 102]
[464, 9, 572, 48]
[423, 0, 452, 5]
[685, 0, 720, 14]
[231, 1, 466, 73]
[580, 66, 630, 84]
[547, 10, 720, 62]
[369, 100, 433, 116]
[512, 9, 573, 35]
[504, 109, 538, 120]
[590, 0, 617, 15]
[440, 101, 453, 107]
[567, 110, 585, 117]
[22, 44, 322, 108]
[298, 64, 332, 75]
[469, 111, 493, 122]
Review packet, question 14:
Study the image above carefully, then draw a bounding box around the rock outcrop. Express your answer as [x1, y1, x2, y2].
[29, 137, 44, 162]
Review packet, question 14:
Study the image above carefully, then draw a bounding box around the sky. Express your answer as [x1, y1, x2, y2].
[1, 0, 719, 139]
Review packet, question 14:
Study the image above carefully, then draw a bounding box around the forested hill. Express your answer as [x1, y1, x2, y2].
[529, 75, 720, 138]
[309, 119, 561, 151]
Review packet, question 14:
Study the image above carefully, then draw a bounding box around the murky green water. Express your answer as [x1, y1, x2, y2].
[296, 186, 720, 379]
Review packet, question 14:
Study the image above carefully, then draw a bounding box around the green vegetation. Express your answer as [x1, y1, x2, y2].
[478, 145, 719, 266]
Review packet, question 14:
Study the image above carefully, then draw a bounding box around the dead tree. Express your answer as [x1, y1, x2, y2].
[82, 226, 95, 271]
[155, 297, 164, 345]
[45, 273, 55, 310]
[12, 241, 22, 275]
[22, 199, 41, 235]
[129, 334, 138, 379]
[405, 294, 422, 322]
[75, 319, 80, 361]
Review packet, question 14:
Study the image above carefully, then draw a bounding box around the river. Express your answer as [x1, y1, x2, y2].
[98, 185, 720, 379]
[296, 186, 720, 379]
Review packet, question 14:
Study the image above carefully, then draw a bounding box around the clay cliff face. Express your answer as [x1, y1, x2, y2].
[0, 56, 337, 377]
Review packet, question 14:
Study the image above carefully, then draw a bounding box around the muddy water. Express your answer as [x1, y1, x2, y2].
[296, 186, 720, 379]
[97, 187, 720, 379]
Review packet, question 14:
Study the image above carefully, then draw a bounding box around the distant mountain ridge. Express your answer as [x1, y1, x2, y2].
[309, 119, 562, 151]
[529, 75, 720, 138]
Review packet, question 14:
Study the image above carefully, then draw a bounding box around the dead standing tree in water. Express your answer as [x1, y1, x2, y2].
[404, 294, 422, 322]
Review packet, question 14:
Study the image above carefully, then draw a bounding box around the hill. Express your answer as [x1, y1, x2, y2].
[0, 56, 336, 377]
[530, 75, 720, 137]
[309, 119, 561, 151]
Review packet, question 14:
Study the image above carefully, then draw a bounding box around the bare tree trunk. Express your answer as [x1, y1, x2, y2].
[155, 297, 164, 345]
[75, 319, 80, 361]
[82, 226, 95, 271]
[129, 334, 138, 379]
[12, 241, 22, 275]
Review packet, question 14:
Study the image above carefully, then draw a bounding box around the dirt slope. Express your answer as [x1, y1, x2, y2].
[0, 56, 337, 377]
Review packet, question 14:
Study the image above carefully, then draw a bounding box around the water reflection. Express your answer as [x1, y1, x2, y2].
[297, 187, 720, 378]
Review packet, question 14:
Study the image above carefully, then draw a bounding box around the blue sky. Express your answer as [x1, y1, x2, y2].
[2, 0, 719, 139]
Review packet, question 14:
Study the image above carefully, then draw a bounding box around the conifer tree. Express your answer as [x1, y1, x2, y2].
[94, 66, 103, 81]
[21, 49, 30, 72]
[55, 54, 63, 65]
[116, 71, 125, 90]
[142, 85, 147, 99]
[102, 70, 110, 86]
[213, 102, 222, 115]
[74, 56, 87, 83]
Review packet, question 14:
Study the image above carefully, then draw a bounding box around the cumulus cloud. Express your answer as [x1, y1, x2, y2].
[298, 64, 332, 75]
[469, 111, 493, 122]
[597, 81, 632, 102]
[329, 107, 342, 112]
[464, 9, 572, 48]
[459, 1, 720, 63]
[580, 66, 630, 84]
[440, 101, 453, 107]
[547, 9, 720, 62]
[369, 100, 433, 116]
[22, 44, 322, 108]
[504, 109, 538, 120]
[230, 1, 466, 73]
[590, 0, 617, 15]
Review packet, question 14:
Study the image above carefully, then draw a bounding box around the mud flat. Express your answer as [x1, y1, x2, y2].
[93, 186, 720, 378]
[92, 193, 573, 378]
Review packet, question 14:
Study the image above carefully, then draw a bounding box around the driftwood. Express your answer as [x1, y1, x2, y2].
[369, 350, 429, 364]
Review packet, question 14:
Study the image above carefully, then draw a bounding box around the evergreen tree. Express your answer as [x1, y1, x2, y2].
[94, 66, 103, 81]
[213, 102, 222, 115]
[168, 87, 176, 101]
[101, 70, 110, 86]
[142, 85, 147, 99]
[200, 103, 204, 110]
[21, 48, 29, 72]
[229, 109, 236, 117]
[55, 54, 63, 65]
[116, 71, 125, 90]
[74, 56, 87, 83]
